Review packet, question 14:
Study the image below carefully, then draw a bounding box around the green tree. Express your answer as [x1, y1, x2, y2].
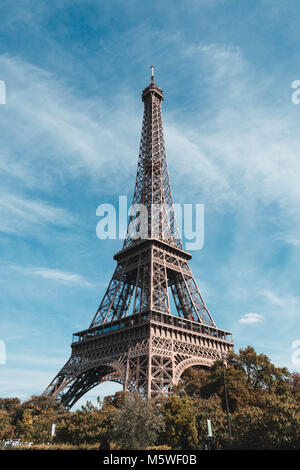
[0, 398, 21, 414]
[0, 409, 15, 441]
[16, 408, 60, 443]
[112, 394, 164, 450]
[160, 395, 198, 449]
[238, 346, 290, 397]
[0, 398, 21, 427]
[200, 347, 293, 411]
[56, 402, 116, 446]
[20, 395, 66, 415]
[201, 358, 250, 411]
[290, 372, 300, 402]
[193, 395, 228, 449]
[103, 390, 129, 409]
[174, 368, 210, 398]
[14, 395, 67, 443]
[231, 395, 300, 449]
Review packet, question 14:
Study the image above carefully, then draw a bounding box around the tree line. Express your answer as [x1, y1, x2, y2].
[0, 346, 299, 450]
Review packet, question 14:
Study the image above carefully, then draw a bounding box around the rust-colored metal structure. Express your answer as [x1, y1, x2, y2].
[44, 71, 233, 408]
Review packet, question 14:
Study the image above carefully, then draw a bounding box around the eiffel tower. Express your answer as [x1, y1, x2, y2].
[44, 68, 233, 408]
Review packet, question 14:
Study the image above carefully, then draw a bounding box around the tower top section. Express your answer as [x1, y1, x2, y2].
[123, 67, 182, 251]
[142, 66, 164, 102]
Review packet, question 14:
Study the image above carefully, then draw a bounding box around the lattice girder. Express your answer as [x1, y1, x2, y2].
[89, 240, 215, 327]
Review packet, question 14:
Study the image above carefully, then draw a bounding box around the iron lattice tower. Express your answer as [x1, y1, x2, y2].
[44, 71, 233, 408]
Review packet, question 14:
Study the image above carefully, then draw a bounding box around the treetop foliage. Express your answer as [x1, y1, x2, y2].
[1, 346, 299, 450]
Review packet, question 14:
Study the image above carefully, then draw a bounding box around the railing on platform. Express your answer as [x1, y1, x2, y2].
[72, 311, 233, 344]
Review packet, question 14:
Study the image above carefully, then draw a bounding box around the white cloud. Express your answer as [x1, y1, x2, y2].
[275, 234, 300, 247]
[9, 265, 93, 287]
[260, 289, 286, 308]
[260, 289, 299, 311]
[0, 54, 139, 193]
[31, 267, 93, 287]
[2, 46, 300, 220]
[167, 42, 300, 218]
[0, 192, 75, 235]
[238, 313, 264, 324]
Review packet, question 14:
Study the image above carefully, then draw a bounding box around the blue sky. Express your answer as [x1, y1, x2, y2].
[0, 0, 300, 408]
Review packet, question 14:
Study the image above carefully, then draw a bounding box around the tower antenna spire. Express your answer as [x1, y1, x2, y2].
[150, 65, 155, 83]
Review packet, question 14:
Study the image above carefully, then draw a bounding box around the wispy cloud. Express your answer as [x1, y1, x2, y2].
[260, 289, 286, 308]
[275, 234, 300, 247]
[9, 265, 93, 287]
[0, 54, 139, 193]
[167, 42, 300, 217]
[31, 267, 93, 287]
[238, 313, 264, 324]
[0, 192, 75, 235]
[260, 289, 299, 313]
[3, 44, 300, 217]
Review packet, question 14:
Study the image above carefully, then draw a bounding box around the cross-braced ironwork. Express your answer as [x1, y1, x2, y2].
[44, 71, 233, 408]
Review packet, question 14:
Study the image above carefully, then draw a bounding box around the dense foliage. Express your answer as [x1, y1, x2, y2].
[1, 346, 299, 450]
